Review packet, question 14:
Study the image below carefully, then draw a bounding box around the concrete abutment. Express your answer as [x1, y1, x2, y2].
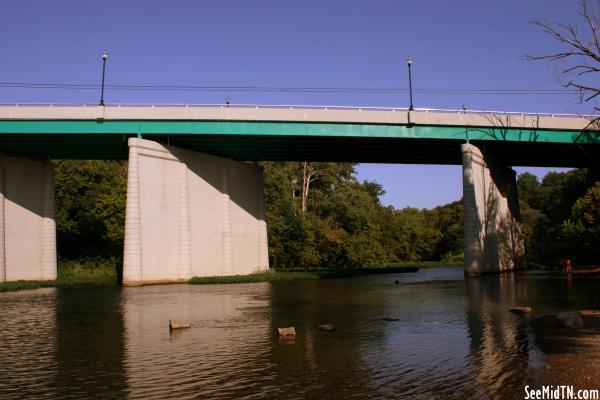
[122, 138, 269, 286]
[461, 143, 525, 276]
[0, 155, 56, 282]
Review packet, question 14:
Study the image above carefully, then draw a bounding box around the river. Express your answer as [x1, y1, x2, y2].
[1, 267, 599, 399]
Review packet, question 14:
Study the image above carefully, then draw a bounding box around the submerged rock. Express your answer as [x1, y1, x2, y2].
[169, 319, 191, 330]
[557, 311, 584, 329]
[318, 324, 335, 331]
[510, 306, 532, 315]
[277, 327, 296, 336]
[382, 316, 399, 321]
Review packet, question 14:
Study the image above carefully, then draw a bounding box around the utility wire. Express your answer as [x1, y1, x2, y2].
[0, 81, 580, 95]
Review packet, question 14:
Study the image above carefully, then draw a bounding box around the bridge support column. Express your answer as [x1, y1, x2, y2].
[0, 155, 57, 282]
[461, 143, 525, 276]
[122, 138, 269, 286]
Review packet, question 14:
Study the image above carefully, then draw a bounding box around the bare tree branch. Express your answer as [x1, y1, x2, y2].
[581, 0, 600, 53]
[527, 0, 600, 110]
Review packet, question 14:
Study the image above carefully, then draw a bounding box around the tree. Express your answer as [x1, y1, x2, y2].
[54, 160, 127, 262]
[527, 0, 600, 112]
[560, 182, 600, 261]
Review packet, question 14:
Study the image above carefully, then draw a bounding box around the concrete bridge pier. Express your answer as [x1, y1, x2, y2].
[461, 143, 525, 276]
[122, 138, 269, 286]
[0, 154, 56, 282]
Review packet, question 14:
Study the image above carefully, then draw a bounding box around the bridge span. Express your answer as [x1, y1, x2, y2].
[0, 104, 598, 284]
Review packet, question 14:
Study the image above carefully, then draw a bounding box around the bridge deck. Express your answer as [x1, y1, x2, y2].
[0, 105, 598, 167]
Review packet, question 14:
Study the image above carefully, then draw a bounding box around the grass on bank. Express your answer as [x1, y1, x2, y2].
[187, 260, 463, 285]
[373, 260, 461, 269]
[189, 265, 424, 285]
[0, 259, 119, 292]
[0, 259, 456, 292]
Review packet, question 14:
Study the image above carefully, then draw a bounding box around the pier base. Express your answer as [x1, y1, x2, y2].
[0, 155, 56, 282]
[122, 138, 269, 286]
[462, 143, 525, 276]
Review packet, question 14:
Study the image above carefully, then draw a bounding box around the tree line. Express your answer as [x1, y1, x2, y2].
[54, 160, 463, 269]
[55, 159, 597, 270]
[518, 168, 600, 266]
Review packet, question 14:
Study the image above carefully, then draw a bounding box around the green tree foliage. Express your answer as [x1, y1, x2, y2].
[53, 159, 466, 269]
[260, 161, 463, 268]
[561, 182, 600, 260]
[517, 169, 599, 264]
[430, 201, 464, 262]
[54, 160, 126, 261]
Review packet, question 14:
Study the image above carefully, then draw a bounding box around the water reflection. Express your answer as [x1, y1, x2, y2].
[464, 274, 534, 398]
[121, 284, 274, 399]
[0, 288, 58, 399]
[0, 269, 598, 399]
[53, 288, 126, 399]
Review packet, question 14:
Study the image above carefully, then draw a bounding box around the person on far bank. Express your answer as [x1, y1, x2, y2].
[564, 258, 573, 273]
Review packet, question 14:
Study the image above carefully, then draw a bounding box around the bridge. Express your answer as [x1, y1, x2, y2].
[0, 104, 598, 285]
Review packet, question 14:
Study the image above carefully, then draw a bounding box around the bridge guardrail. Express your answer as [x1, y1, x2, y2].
[0, 102, 595, 119]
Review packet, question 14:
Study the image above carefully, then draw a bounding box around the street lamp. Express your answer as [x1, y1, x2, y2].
[99, 50, 108, 106]
[406, 56, 414, 111]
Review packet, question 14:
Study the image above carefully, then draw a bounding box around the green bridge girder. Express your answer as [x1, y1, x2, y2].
[0, 119, 598, 167]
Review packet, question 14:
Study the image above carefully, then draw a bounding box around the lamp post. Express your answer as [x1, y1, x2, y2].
[99, 51, 108, 106]
[406, 56, 414, 111]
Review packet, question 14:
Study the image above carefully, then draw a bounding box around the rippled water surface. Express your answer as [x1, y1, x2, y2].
[1, 268, 599, 399]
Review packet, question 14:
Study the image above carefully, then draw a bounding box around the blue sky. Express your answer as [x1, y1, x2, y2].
[0, 1, 590, 208]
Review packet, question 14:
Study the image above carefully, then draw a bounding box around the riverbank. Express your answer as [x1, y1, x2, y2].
[375, 261, 460, 269]
[0, 262, 437, 292]
[189, 266, 421, 285]
[0, 261, 118, 292]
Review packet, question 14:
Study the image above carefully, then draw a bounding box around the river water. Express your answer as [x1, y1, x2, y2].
[1, 268, 599, 399]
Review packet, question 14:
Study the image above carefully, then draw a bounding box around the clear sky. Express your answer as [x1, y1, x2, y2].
[0, 1, 590, 208]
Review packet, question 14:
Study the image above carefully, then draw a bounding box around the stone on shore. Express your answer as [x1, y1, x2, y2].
[556, 311, 584, 329]
[509, 306, 532, 315]
[318, 324, 336, 331]
[277, 327, 296, 336]
[169, 319, 191, 330]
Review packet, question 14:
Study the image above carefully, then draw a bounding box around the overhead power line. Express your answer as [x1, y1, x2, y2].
[0, 81, 581, 95]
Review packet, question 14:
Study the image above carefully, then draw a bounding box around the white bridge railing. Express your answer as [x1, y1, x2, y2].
[0, 103, 595, 119]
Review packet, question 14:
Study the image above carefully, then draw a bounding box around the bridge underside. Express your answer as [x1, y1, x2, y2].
[0, 108, 598, 283]
[0, 133, 597, 167]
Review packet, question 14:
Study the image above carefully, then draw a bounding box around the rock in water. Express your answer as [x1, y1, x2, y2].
[382, 316, 399, 321]
[169, 319, 191, 330]
[509, 306, 532, 315]
[556, 311, 584, 329]
[318, 324, 336, 331]
[277, 327, 296, 336]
